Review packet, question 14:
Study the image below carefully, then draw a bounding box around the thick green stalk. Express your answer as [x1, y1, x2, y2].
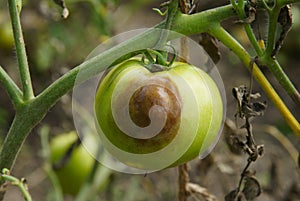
[171, 4, 236, 35]
[8, 0, 34, 101]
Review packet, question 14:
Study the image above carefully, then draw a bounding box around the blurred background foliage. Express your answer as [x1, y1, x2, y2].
[0, 0, 300, 200]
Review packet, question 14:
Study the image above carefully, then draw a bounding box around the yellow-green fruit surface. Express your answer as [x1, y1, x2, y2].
[94, 59, 223, 170]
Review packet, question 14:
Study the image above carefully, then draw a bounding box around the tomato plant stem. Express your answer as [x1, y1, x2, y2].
[261, 56, 300, 107]
[7, 0, 34, 101]
[265, 6, 280, 57]
[244, 24, 264, 56]
[178, 164, 189, 201]
[209, 25, 300, 138]
[0, 169, 32, 201]
[0, 65, 23, 108]
[171, 4, 236, 35]
[230, 0, 264, 56]
[155, 0, 179, 49]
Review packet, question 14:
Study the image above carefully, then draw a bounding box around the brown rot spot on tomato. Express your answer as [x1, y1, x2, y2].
[129, 76, 182, 141]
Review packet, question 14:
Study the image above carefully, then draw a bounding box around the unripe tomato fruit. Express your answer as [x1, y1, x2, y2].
[0, 22, 14, 50]
[50, 131, 96, 195]
[94, 59, 223, 170]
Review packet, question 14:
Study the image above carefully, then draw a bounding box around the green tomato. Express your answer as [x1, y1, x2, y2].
[50, 131, 96, 195]
[0, 22, 14, 49]
[94, 59, 223, 170]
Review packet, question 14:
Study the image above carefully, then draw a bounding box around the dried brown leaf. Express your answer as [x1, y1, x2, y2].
[242, 177, 261, 201]
[187, 183, 219, 201]
[225, 190, 247, 201]
[272, 5, 293, 57]
[232, 85, 267, 119]
[199, 33, 221, 63]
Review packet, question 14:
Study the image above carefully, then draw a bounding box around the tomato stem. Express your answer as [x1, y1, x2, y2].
[155, 0, 179, 49]
[8, 0, 34, 101]
[0, 65, 23, 109]
[141, 47, 178, 72]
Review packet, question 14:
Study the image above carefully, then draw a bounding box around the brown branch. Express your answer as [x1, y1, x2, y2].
[178, 164, 190, 201]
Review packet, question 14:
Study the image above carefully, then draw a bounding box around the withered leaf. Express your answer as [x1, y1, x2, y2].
[242, 176, 261, 201]
[227, 135, 245, 155]
[243, 101, 267, 118]
[199, 33, 221, 63]
[232, 86, 246, 107]
[236, 7, 256, 24]
[252, 101, 267, 113]
[225, 190, 247, 201]
[272, 5, 293, 57]
[224, 119, 245, 155]
[232, 85, 267, 119]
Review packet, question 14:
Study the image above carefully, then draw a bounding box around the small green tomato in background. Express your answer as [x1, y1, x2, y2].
[0, 22, 14, 50]
[50, 131, 96, 195]
[94, 58, 223, 170]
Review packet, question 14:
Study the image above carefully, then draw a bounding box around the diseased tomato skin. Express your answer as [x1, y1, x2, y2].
[94, 59, 223, 170]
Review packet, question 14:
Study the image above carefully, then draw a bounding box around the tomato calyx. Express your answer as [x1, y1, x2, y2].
[141, 47, 176, 73]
